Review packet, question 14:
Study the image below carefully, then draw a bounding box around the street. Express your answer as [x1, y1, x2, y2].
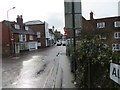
[2, 46, 75, 88]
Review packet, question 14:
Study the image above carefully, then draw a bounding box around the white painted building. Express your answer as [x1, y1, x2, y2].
[118, 1, 120, 16]
[44, 22, 50, 47]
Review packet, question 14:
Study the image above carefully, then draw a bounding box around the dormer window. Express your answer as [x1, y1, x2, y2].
[97, 22, 105, 28]
[25, 26, 29, 30]
[114, 21, 120, 27]
[15, 24, 20, 29]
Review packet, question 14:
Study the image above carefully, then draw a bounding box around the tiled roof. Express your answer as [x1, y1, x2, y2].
[3, 20, 35, 35]
[25, 20, 44, 25]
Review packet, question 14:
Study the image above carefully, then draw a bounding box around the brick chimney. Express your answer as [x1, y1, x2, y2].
[90, 12, 94, 20]
[16, 15, 23, 26]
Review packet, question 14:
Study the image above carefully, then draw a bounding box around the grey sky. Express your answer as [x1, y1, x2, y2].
[0, 0, 119, 34]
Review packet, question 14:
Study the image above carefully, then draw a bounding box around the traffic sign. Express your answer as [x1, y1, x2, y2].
[110, 63, 120, 85]
[64, 29, 69, 36]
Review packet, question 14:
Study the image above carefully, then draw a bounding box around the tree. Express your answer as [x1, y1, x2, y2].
[54, 29, 63, 41]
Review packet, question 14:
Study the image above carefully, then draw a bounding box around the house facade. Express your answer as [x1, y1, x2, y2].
[1, 15, 38, 55]
[25, 20, 50, 48]
[82, 12, 120, 52]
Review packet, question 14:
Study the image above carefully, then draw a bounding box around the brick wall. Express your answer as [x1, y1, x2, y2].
[1, 22, 11, 54]
[27, 24, 46, 48]
[82, 16, 120, 50]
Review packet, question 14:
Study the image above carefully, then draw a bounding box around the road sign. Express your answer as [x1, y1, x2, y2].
[64, 29, 69, 36]
[64, 0, 82, 30]
[110, 63, 120, 85]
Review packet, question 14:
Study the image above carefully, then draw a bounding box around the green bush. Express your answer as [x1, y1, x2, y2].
[71, 37, 120, 88]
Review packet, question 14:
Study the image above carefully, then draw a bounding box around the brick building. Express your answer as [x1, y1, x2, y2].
[25, 20, 50, 48]
[82, 12, 120, 51]
[1, 15, 38, 55]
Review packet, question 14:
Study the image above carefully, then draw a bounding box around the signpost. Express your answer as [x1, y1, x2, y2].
[110, 63, 120, 85]
[64, 0, 82, 79]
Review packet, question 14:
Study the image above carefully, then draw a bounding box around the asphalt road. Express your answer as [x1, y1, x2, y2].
[2, 46, 75, 88]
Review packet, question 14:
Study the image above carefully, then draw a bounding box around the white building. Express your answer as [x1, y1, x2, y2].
[118, 1, 120, 16]
[45, 22, 50, 47]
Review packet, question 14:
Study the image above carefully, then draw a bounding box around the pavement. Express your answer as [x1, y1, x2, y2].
[57, 46, 75, 88]
[2, 46, 75, 89]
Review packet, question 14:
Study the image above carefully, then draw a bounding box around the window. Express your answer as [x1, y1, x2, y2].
[37, 32, 41, 38]
[23, 35, 27, 41]
[114, 21, 120, 27]
[103, 44, 108, 48]
[75, 29, 81, 36]
[97, 22, 105, 28]
[112, 44, 120, 51]
[19, 34, 26, 42]
[99, 35, 106, 39]
[15, 24, 20, 29]
[25, 26, 29, 30]
[19, 34, 23, 42]
[29, 35, 33, 40]
[114, 32, 120, 39]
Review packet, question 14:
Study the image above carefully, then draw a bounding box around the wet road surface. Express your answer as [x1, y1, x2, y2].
[2, 46, 75, 88]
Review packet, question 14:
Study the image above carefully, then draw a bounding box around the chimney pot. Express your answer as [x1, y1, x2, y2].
[17, 15, 19, 18]
[20, 15, 23, 18]
[16, 15, 23, 27]
[90, 11, 94, 20]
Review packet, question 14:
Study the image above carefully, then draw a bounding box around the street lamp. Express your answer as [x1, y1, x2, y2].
[7, 7, 15, 54]
[7, 7, 15, 20]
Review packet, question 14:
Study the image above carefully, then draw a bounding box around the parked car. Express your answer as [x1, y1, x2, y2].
[62, 41, 66, 46]
[56, 41, 62, 46]
[62, 40, 68, 46]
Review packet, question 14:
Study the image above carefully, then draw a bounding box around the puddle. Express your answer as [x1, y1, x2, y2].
[36, 64, 47, 75]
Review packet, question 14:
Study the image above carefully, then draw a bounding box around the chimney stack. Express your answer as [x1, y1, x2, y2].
[16, 15, 23, 26]
[90, 12, 94, 20]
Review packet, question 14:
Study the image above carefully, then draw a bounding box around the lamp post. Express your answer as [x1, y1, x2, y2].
[7, 7, 15, 54]
[7, 7, 15, 20]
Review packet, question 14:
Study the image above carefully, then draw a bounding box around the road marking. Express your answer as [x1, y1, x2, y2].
[43, 65, 54, 88]
[43, 51, 62, 88]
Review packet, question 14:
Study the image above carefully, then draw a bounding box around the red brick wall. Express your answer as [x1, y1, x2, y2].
[2, 22, 11, 54]
[27, 24, 46, 48]
[82, 16, 120, 50]
[13, 34, 19, 42]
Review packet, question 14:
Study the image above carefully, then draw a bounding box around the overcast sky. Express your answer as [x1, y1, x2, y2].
[0, 0, 119, 34]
